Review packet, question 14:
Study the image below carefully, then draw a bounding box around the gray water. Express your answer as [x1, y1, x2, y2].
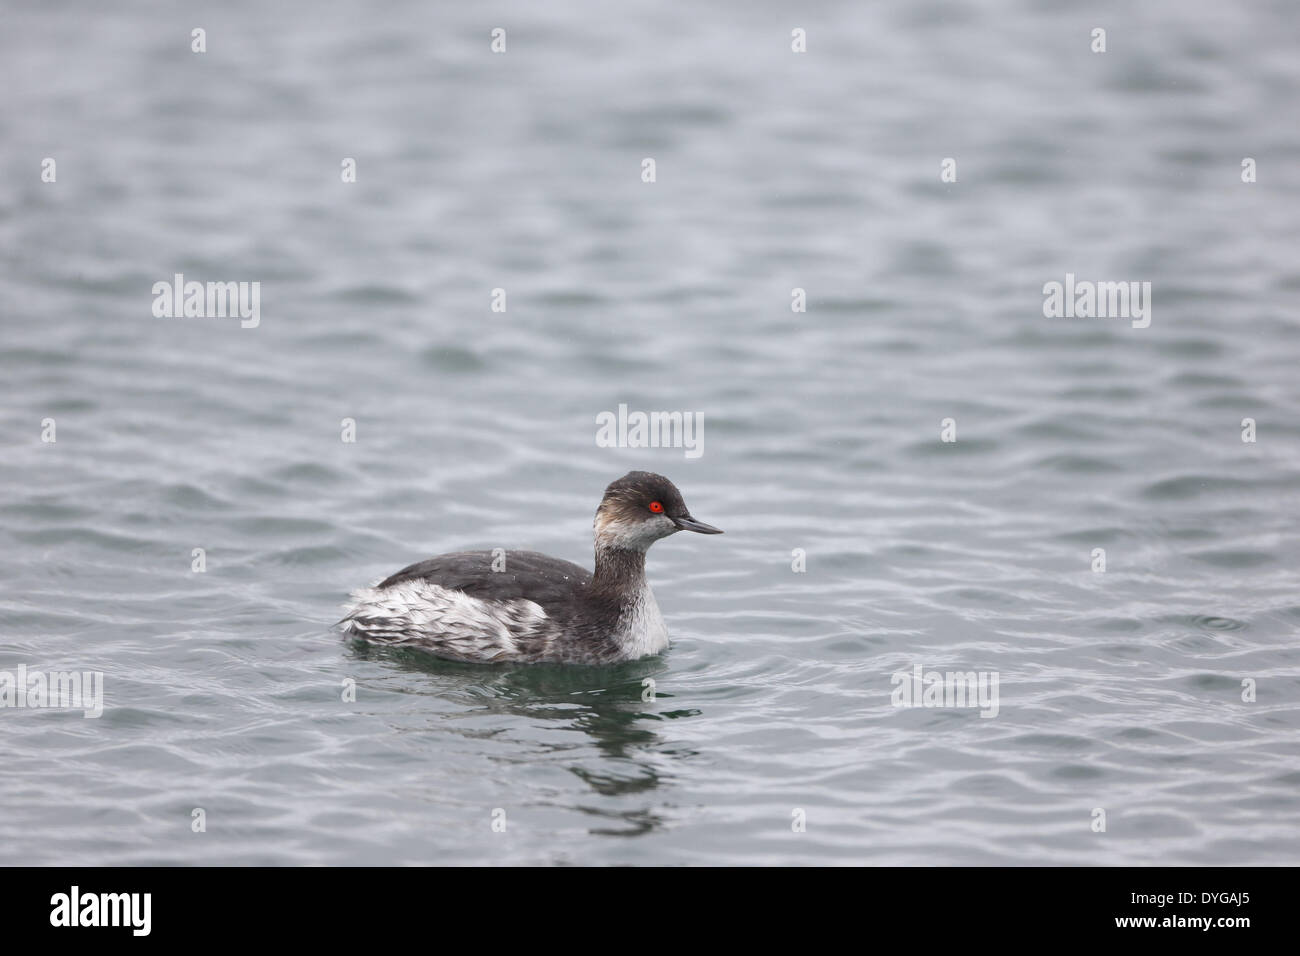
[3, 0, 1299, 866]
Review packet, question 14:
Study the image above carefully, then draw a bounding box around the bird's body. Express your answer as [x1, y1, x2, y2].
[340, 472, 721, 664]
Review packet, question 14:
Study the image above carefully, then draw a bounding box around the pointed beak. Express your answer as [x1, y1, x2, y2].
[673, 514, 723, 534]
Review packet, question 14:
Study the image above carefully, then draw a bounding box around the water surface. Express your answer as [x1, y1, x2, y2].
[2, 0, 1299, 864]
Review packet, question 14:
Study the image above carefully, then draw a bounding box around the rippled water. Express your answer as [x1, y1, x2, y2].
[3, 0, 1299, 865]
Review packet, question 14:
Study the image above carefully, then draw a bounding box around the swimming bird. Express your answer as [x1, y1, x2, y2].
[340, 471, 722, 664]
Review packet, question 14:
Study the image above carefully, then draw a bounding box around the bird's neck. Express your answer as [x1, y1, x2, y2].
[591, 545, 647, 600]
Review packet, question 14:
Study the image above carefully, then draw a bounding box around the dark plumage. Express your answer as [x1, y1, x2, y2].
[377, 550, 593, 627]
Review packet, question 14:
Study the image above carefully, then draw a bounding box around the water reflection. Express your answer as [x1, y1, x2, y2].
[347, 639, 700, 836]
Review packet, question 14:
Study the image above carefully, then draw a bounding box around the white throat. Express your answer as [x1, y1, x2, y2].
[614, 583, 670, 659]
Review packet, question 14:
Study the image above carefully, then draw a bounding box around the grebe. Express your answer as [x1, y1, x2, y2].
[340, 471, 722, 664]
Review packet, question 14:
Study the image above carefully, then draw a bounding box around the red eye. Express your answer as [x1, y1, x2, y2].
[649, 501, 664, 513]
